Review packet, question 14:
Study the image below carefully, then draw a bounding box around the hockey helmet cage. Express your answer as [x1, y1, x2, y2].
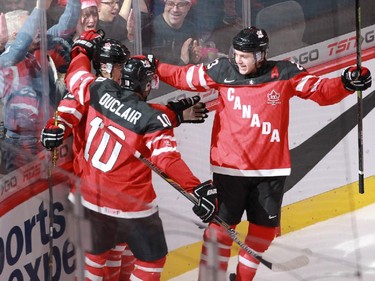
[232, 26, 269, 52]
[92, 38, 130, 72]
[121, 57, 156, 93]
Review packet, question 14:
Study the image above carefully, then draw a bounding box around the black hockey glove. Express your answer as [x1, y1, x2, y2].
[341, 66, 372, 91]
[167, 96, 209, 124]
[192, 180, 218, 223]
[71, 29, 105, 60]
[41, 123, 65, 150]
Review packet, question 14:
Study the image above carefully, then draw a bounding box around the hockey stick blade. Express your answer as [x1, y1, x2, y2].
[266, 254, 310, 272]
[98, 122, 310, 272]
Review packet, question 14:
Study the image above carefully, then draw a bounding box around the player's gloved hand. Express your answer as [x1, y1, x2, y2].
[192, 180, 218, 223]
[132, 54, 159, 70]
[168, 96, 209, 124]
[41, 122, 65, 150]
[71, 29, 105, 59]
[146, 53, 159, 69]
[182, 100, 209, 123]
[341, 66, 372, 91]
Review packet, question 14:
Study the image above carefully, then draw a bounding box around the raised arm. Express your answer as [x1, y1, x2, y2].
[0, 0, 54, 67]
[0, 13, 8, 53]
[65, 30, 102, 103]
[47, 0, 81, 38]
[119, 0, 132, 21]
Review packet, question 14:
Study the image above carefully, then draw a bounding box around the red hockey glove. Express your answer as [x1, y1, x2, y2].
[40, 122, 65, 150]
[132, 54, 159, 70]
[341, 66, 372, 91]
[192, 180, 218, 223]
[167, 95, 208, 125]
[146, 53, 159, 69]
[71, 29, 105, 60]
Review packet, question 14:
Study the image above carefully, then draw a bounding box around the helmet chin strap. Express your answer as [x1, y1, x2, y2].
[254, 51, 266, 65]
[254, 51, 262, 62]
[99, 63, 114, 79]
[254, 51, 267, 68]
[106, 63, 114, 79]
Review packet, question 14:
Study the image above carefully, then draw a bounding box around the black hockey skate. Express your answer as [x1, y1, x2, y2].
[229, 273, 236, 281]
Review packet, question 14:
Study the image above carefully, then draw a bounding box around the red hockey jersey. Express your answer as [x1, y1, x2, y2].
[158, 58, 353, 177]
[59, 52, 201, 218]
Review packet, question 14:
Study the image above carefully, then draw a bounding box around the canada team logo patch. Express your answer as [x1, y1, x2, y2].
[257, 30, 265, 38]
[267, 90, 281, 105]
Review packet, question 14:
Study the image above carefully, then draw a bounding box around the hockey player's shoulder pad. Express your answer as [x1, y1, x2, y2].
[136, 100, 174, 134]
[274, 60, 307, 80]
[205, 57, 241, 84]
[90, 77, 122, 96]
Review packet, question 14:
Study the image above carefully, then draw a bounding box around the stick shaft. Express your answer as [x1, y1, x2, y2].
[53, 111, 58, 167]
[48, 157, 54, 280]
[47, 111, 60, 280]
[355, 0, 364, 193]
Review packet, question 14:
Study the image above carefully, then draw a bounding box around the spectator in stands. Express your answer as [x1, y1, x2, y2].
[119, 0, 151, 28]
[0, 0, 79, 172]
[72, 0, 99, 42]
[0, 0, 30, 13]
[222, 0, 242, 27]
[0, 0, 79, 67]
[96, 0, 130, 45]
[46, 0, 68, 28]
[141, 0, 203, 65]
[80, 0, 99, 30]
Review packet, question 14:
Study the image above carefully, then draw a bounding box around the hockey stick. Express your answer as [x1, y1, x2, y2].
[355, 0, 365, 194]
[98, 122, 309, 271]
[47, 111, 58, 281]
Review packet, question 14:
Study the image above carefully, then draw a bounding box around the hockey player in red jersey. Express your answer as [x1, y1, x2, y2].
[40, 30, 216, 281]
[155, 26, 372, 280]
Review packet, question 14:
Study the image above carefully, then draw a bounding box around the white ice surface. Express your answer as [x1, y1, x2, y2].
[168, 203, 375, 281]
